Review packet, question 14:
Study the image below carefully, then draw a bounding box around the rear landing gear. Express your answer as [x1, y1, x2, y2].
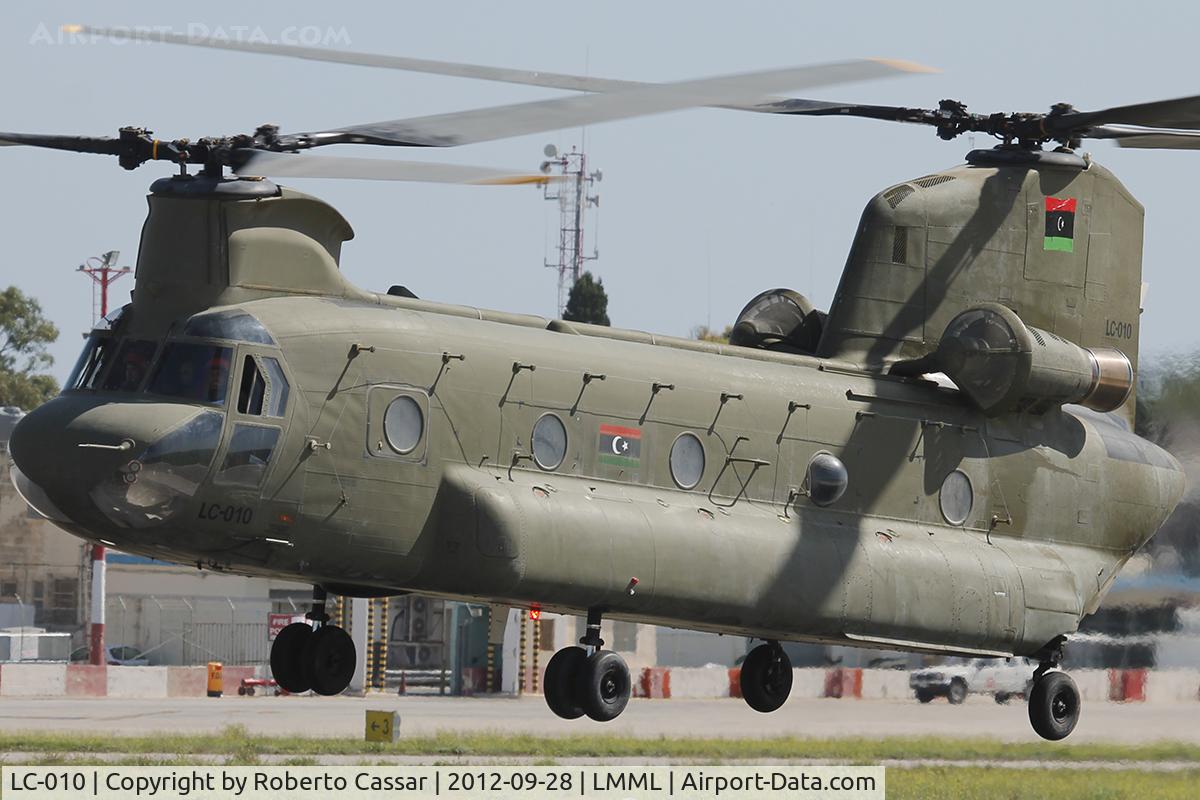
[543, 608, 632, 722]
[269, 587, 357, 696]
[740, 641, 793, 712]
[1027, 638, 1080, 741]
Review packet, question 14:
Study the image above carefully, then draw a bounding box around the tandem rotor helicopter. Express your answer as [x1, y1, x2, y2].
[6, 25, 1198, 741]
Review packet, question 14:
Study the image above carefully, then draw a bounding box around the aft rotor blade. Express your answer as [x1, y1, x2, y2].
[233, 150, 560, 184]
[1089, 124, 1200, 149]
[295, 59, 936, 149]
[1057, 94, 1200, 133]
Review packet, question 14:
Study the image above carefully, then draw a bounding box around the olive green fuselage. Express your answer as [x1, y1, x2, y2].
[10, 158, 1183, 661]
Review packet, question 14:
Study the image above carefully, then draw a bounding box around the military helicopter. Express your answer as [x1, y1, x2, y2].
[6, 27, 1196, 742]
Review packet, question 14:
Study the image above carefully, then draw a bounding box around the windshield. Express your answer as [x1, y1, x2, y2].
[100, 340, 158, 392]
[66, 333, 117, 390]
[147, 343, 233, 406]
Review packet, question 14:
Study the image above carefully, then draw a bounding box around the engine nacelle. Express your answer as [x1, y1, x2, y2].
[919, 303, 1133, 416]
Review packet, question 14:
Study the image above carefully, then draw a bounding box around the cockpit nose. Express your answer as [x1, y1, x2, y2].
[9, 396, 223, 531]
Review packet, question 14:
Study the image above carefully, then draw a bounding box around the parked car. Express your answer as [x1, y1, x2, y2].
[69, 644, 150, 666]
[909, 657, 1035, 704]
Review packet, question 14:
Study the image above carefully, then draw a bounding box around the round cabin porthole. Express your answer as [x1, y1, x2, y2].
[383, 395, 424, 454]
[532, 413, 568, 470]
[806, 452, 848, 507]
[939, 469, 974, 525]
[669, 432, 706, 489]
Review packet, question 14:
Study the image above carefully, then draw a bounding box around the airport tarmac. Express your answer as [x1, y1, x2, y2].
[0, 694, 1195, 744]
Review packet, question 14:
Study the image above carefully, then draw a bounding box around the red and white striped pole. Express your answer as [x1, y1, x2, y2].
[77, 252, 129, 669]
[89, 543, 106, 665]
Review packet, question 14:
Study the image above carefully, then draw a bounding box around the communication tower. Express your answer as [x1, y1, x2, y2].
[541, 145, 601, 316]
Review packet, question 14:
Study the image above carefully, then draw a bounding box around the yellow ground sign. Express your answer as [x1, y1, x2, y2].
[364, 709, 400, 743]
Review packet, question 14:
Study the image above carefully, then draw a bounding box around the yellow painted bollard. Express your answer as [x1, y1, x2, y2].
[206, 662, 223, 698]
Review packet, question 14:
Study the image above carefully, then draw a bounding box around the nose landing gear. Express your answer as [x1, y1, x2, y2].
[543, 608, 632, 722]
[269, 587, 357, 696]
[1027, 638, 1080, 741]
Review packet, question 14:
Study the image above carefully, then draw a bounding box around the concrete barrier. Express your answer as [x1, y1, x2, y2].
[1068, 669, 1108, 702]
[861, 669, 911, 700]
[1145, 669, 1200, 704]
[0, 663, 67, 696]
[792, 668, 827, 699]
[65, 664, 107, 697]
[108, 666, 168, 698]
[167, 666, 209, 698]
[668, 666, 732, 698]
[636, 667, 671, 699]
[824, 668, 863, 698]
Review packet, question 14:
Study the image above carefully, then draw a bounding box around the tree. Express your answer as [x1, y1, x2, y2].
[691, 324, 734, 343]
[0, 286, 60, 410]
[562, 271, 610, 326]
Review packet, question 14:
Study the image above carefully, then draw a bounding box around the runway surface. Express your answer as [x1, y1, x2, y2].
[0, 694, 1196, 744]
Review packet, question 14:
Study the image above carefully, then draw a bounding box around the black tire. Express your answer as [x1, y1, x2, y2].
[270, 622, 313, 694]
[995, 692, 1011, 704]
[915, 688, 935, 703]
[577, 650, 631, 722]
[302, 625, 357, 696]
[739, 644, 793, 713]
[948, 678, 967, 705]
[1028, 671, 1081, 741]
[543, 646, 587, 720]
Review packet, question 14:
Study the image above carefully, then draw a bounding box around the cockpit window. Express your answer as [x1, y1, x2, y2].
[66, 334, 117, 390]
[100, 340, 158, 392]
[215, 424, 281, 488]
[237, 355, 290, 417]
[148, 343, 233, 406]
[183, 310, 275, 345]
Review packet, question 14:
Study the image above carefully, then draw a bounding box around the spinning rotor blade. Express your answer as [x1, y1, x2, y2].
[291, 59, 935, 149]
[65, 24, 646, 95]
[1090, 125, 1200, 150]
[0, 131, 124, 155]
[1050, 95, 1200, 134]
[65, 25, 934, 116]
[233, 150, 559, 184]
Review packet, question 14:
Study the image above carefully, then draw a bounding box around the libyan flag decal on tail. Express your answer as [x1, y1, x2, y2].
[1044, 196, 1076, 252]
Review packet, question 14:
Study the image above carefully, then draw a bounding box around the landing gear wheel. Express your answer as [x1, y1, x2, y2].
[301, 625, 356, 696]
[577, 650, 631, 722]
[270, 622, 313, 694]
[947, 678, 967, 705]
[739, 643, 793, 713]
[543, 647, 587, 720]
[1028, 671, 1080, 741]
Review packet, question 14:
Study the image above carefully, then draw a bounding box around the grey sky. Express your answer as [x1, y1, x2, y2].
[4, 1, 1199, 384]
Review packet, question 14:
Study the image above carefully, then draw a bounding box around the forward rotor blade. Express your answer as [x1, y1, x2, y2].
[234, 150, 558, 184]
[297, 59, 935, 149]
[1089, 124, 1200, 149]
[0, 131, 123, 155]
[65, 25, 936, 117]
[64, 24, 645, 94]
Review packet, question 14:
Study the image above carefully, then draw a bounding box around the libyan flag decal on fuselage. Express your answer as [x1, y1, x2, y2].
[1044, 196, 1076, 252]
[598, 423, 641, 468]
